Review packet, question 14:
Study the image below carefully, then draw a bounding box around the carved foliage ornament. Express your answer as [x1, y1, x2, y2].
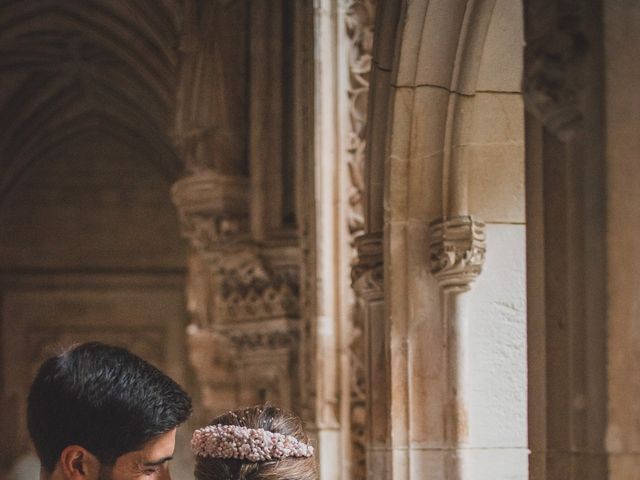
[429, 216, 486, 293]
[346, 0, 376, 241]
[345, 3, 376, 478]
[214, 251, 300, 323]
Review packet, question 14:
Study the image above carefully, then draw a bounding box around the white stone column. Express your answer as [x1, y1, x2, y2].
[312, 1, 346, 477]
[429, 216, 485, 477]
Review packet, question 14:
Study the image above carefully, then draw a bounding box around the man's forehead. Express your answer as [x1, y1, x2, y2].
[140, 429, 177, 459]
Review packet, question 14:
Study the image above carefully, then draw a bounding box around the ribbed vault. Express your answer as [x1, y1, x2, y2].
[0, 0, 182, 199]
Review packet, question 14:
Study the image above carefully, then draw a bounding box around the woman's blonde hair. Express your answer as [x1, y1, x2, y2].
[194, 405, 318, 480]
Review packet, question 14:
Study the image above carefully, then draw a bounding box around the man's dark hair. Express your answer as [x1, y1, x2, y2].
[27, 342, 192, 472]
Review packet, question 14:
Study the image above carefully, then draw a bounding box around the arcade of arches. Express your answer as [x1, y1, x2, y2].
[0, 1, 638, 480]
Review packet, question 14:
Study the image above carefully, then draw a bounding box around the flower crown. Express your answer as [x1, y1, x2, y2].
[191, 424, 314, 462]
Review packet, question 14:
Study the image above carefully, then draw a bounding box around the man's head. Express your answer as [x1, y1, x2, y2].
[27, 342, 192, 480]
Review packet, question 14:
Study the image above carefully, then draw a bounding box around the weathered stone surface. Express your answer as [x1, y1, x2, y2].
[1, 2, 637, 480]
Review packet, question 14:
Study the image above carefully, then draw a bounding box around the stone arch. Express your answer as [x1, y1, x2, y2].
[356, 1, 527, 478]
[0, 1, 181, 196]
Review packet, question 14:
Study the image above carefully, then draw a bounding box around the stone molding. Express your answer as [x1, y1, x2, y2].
[345, 3, 376, 477]
[219, 318, 300, 352]
[429, 215, 486, 293]
[523, 30, 587, 140]
[350, 233, 382, 480]
[347, 303, 367, 480]
[352, 233, 383, 301]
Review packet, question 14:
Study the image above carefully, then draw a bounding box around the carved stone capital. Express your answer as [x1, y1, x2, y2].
[523, 31, 587, 140]
[171, 170, 250, 252]
[429, 216, 486, 293]
[352, 233, 383, 301]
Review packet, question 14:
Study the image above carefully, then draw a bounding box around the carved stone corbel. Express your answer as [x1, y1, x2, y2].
[429, 216, 486, 293]
[522, 30, 588, 140]
[171, 170, 250, 253]
[351, 233, 383, 301]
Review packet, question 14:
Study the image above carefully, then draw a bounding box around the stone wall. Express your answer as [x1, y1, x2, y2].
[0, 2, 638, 480]
[0, 132, 191, 479]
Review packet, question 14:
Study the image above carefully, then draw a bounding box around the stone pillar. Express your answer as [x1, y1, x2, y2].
[525, 1, 640, 478]
[523, 1, 608, 478]
[344, 1, 377, 479]
[603, 2, 640, 476]
[172, 171, 303, 419]
[171, 171, 249, 418]
[429, 216, 486, 476]
[171, 0, 305, 423]
[351, 234, 386, 480]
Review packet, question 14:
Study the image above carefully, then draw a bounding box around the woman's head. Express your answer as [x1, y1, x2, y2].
[192, 405, 317, 480]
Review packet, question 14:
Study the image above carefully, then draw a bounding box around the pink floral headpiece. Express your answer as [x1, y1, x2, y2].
[191, 424, 314, 462]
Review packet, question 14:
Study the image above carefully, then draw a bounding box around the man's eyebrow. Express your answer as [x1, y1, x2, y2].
[142, 456, 173, 467]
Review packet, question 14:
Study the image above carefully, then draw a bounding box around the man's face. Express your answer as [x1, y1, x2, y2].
[101, 429, 177, 480]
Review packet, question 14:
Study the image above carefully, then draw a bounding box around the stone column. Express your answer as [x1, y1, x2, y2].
[523, 1, 608, 479]
[352, 234, 386, 480]
[603, 2, 640, 476]
[525, 1, 640, 478]
[172, 171, 303, 419]
[171, 0, 304, 422]
[171, 171, 250, 418]
[345, 1, 377, 479]
[429, 216, 486, 476]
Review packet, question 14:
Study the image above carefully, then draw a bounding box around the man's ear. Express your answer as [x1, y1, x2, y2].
[58, 446, 100, 480]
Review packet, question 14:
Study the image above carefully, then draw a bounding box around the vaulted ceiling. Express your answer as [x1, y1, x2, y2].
[0, 0, 183, 199]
